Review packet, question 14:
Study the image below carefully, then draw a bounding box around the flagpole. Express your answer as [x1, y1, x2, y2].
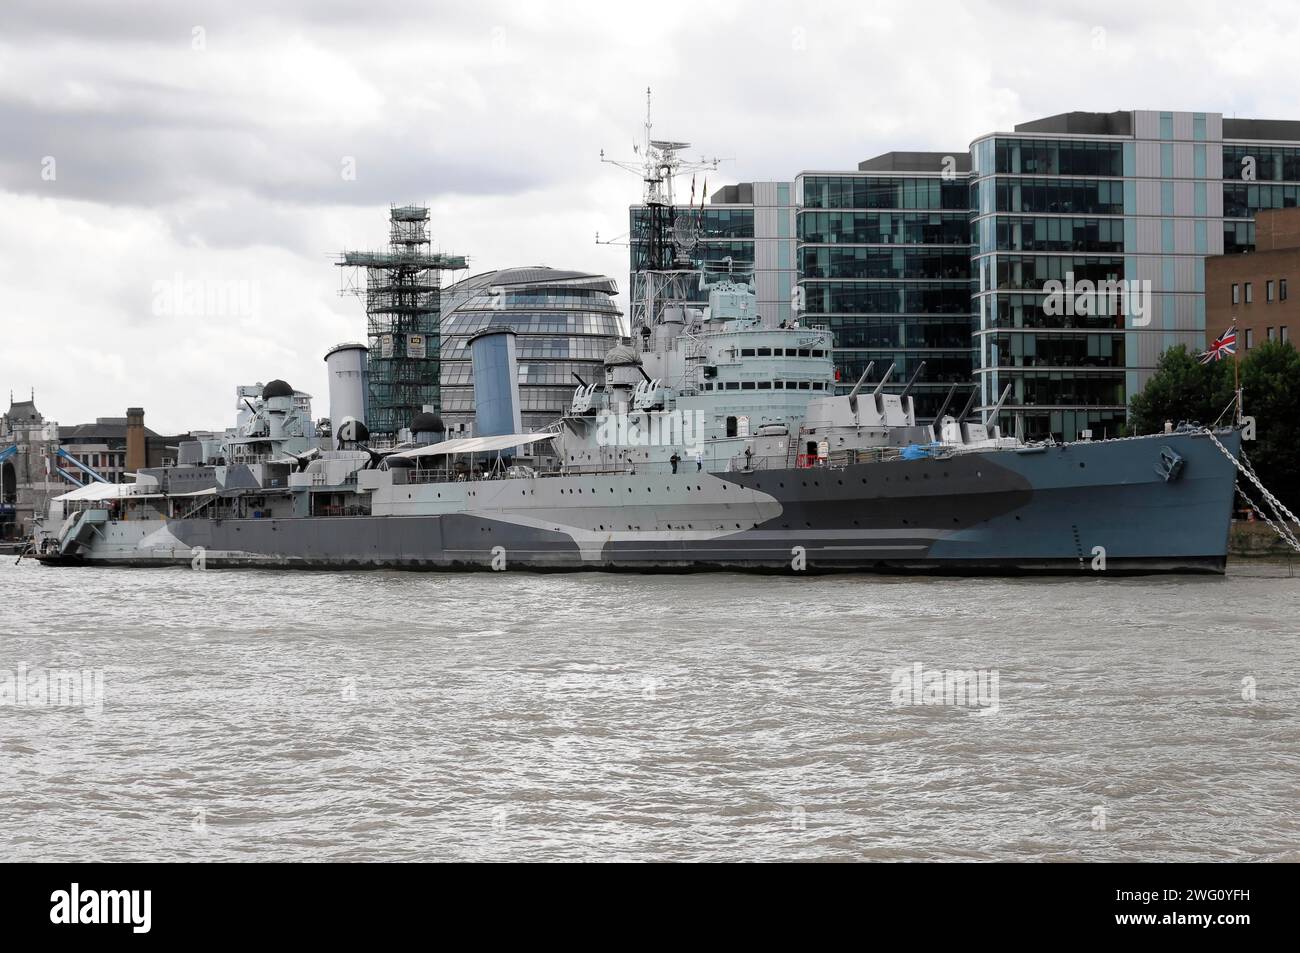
[1234, 320, 1241, 425]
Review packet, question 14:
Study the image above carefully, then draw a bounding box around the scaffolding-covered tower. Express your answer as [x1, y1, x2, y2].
[337, 206, 467, 437]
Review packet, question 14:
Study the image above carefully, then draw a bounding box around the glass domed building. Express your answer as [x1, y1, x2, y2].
[439, 267, 623, 435]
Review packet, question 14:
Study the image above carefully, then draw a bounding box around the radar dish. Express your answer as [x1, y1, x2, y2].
[672, 217, 699, 256]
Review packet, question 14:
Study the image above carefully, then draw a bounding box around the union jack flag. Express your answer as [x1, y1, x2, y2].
[1199, 325, 1237, 364]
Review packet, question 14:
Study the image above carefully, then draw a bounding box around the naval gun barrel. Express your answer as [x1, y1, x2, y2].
[872, 363, 896, 398]
[987, 383, 1013, 423]
[572, 372, 588, 388]
[955, 387, 979, 423]
[846, 361, 875, 410]
[933, 382, 959, 422]
[899, 361, 927, 401]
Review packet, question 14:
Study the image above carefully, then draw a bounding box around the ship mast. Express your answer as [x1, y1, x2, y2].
[600, 89, 724, 340]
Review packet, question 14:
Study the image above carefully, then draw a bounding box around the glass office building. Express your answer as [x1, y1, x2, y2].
[796, 152, 974, 421]
[971, 110, 1300, 440]
[439, 267, 623, 435]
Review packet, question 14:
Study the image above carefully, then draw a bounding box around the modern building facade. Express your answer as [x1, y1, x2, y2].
[971, 110, 1300, 439]
[1207, 207, 1300, 352]
[439, 267, 622, 435]
[796, 152, 974, 421]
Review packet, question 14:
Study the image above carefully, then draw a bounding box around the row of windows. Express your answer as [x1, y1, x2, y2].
[631, 207, 756, 240]
[824, 316, 971, 350]
[440, 390, 579, 413]
[988, 139, 1125, 177]
[445, 289, 618, 312]
[702, 380, 830, 392]
[978, 216, 1125, 254]
[441, 361, 609, 386]
[1231, 280, 1288, 305]
[799, 282, 972, 316]
[1224, 221, 1255, 254]
[983, 332, 1125, 368]
[985, 255, 1124, 290]
[797, 211, 970, 246]
[975, 178, 1126, 215]
[1222, 145, 1300, 183]
[802, 176, 969, 211]
[800, 246, 971, 281]
[1241, 327, 1291, 348]
[444, 338, 616, 361]
[630, 239, 755, 271]
[835, 353, 974, 385]
[989, 408, 1127, 442]
[990, 372, 1126, 408]
[1223, 183, 1300, 218]
[983, 293, 1129, 331]
[63, 452, 125, 471]
[736, 347, 826, 358]
[442, 312, 623, 336]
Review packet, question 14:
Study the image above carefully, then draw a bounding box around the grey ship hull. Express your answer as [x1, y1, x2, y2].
[40, 431, 1240, 575]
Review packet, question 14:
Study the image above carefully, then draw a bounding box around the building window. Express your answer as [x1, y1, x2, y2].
[1268, 327, 1276, 341]
[1232, 283, 1239, 304]
[1282, 326, 1290, 343]
[1268, 281, 1275, 302]
[1282, 279, 1289, 301]
[1245, 328, 1255, 349]
[1245, 282, 1253, 304]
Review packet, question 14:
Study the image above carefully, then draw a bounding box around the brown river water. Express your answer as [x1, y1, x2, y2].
[1, 558, 1297, 861]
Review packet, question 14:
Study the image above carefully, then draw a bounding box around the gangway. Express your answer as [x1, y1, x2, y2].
[58, 508, 109, 557]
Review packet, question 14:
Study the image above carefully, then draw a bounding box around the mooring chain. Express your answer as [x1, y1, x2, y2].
[1204, 430, 1300, 526]
[1235, 483, 1300, 553]
[1203, 429, 1300, 553]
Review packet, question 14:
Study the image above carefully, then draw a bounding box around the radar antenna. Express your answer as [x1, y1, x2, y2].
[599, 88, 731, 337]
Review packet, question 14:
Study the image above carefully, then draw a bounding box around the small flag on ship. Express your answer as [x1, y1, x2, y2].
[1199, 324, 1237, 364]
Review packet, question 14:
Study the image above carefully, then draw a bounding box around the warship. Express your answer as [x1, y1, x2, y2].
[30, 113, 1251, 575]
[34, 262, 1242, 575]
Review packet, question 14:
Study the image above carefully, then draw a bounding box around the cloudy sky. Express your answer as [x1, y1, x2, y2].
[2, 0, 1296, 433]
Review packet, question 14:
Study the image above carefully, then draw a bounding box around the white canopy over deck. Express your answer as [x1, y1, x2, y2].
[53, 481, 162, 502]
[389, 432, 556, 460]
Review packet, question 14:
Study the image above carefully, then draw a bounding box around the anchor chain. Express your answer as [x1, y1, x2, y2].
[1204, 429, 1300, 554]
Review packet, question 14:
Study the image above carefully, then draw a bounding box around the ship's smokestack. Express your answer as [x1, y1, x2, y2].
[468, 329, 523, 439]
[324, 343, 369, 439]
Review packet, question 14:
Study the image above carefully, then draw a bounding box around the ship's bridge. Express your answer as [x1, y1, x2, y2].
[693, 326, 836, 399]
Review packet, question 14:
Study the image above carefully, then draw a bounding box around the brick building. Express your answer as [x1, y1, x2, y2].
[1207, 208, 1300, 352]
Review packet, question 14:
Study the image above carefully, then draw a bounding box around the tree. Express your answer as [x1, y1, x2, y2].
[1128, 340, 1300, 511]
[1127, 344, 1234, 435]
[1238, 340, 1300, 511]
